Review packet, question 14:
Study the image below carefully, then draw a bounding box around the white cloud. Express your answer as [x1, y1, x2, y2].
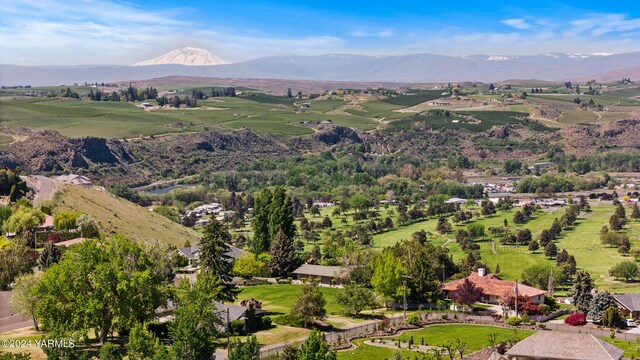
[2, 1, 640, 65]
[567, 14, 640, 37]
[501, 18, 530, 30]
[350, 29, 395, 38]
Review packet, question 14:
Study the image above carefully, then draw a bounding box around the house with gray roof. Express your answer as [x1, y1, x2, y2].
[214, 301, 267, 333]
[293, 264, 348, 285]
[175, 244, 246, 266]
[154, 300, 266, 333]
[505, 331, 624, 360]
[614, 293, 640, 319]
[461, 348, 506, 360]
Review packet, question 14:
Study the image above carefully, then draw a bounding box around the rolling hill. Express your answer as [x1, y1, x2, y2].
[54, 185, 201, 247]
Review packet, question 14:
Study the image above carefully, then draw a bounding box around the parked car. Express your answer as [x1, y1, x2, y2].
[625, 319, 637, 327]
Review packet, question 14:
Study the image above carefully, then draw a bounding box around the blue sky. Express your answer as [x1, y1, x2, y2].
[2, 0, 640, 65]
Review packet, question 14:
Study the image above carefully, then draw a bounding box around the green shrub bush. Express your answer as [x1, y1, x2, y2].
[507, 316, 523, 326]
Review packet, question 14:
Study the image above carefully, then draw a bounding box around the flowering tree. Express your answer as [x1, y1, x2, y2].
[450, 279, 483, 311]
[564, 312, 587, 326]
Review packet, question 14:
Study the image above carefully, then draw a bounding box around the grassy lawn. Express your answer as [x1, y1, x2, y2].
[604, 337, 640, 359]
[229, 325, 309, 346]
[231, 202, 636, 290]
[338, 324, 535, 359]
[236, 284, 343, 316]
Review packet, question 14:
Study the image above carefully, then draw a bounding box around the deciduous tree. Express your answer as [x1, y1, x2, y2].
[291, 280, 326, 327]
[297, 329, 336, 360]
[335, 282, 376, 316]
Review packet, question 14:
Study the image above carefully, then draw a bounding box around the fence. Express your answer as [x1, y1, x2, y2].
[259, 314, 406, 358]
[544, 322, 640, 342]
[259, 311, 640, 358]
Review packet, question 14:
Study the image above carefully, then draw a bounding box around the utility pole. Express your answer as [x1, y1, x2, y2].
[514, 279, 519, 318]
[403, 278, 408, 321]
[402, 275, 412, 322]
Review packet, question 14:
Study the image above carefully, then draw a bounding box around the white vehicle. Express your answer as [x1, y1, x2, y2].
[625, 319, 637, 327]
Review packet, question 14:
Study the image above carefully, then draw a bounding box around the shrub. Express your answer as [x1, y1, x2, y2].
[146, 321, 170, 339]
[230, 320, 245, 335]
[406, 314, 420, 326]
[272, 314, 300, 327]
[258, 316, 273, 329]
[99, 342, 122, 360]
[564, 312, 587, 326]
[507, 316, 523, 326]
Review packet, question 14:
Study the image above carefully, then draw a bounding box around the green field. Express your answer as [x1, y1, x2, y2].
[233, 201, 639, 291]
[0, 96, 379, 138]
[381, 90, 445, 107]
[385, 110, 556, 133]
[338, 324, 535, 359]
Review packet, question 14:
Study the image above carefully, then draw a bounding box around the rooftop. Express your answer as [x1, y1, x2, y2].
[442, 272, 546, 298]
[506, 331, 624, 360]
[614, 293, 640, 311]
[293, 264, 348, 278]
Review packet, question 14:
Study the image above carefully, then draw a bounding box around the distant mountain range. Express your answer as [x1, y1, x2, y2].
[134, 47, 229, 66]
[2, 51, 640, 86]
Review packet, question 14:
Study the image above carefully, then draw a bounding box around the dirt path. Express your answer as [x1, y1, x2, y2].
[441, 238, 455, 247]
[490, 240, 497, 255]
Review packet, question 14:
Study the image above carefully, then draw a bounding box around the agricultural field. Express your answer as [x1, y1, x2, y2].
[381, 90, 445, 107]
[0, 95, 380, 138]
[2, 82, 639, 138]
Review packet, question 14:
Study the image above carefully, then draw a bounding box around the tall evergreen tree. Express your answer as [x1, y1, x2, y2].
[569, 270, 594, 313]
[268, 186, 296, 241]
[252, 189, 272, 254]
[199, 218, 238, 302]
[38, 241, 62, 270]
[587, 290, 616, 323]
[632, 204, 640, 222]
[269, 229, 298, 277]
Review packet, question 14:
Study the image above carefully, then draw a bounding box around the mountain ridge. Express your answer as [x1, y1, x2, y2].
[133, 47, 229, 66]
[2, 51, 640, 86]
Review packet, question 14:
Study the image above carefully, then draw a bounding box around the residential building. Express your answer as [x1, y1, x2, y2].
[613, 293, 640, 319]
[462, 348, 506, 360]
[505, 331, 623, 360]
[442, 269, 546, 305]
[54, 174, 93, 186]
[292, 264, 348, 285]
[175, 244, 246, 267]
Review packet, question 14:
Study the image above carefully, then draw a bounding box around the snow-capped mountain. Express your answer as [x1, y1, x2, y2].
[134, 47, 230, 66]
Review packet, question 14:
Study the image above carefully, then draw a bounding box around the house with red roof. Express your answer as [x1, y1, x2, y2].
[442, 268, 546, 305]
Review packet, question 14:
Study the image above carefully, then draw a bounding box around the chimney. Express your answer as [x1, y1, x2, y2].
[478, 268, 486, 277]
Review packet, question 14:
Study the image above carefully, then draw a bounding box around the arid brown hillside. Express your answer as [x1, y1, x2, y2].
[1, 118, 638, 186]
[0, 128, 294, 187]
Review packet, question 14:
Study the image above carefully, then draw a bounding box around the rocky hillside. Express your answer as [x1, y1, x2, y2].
[0, 129, 294, 187]
[2, 119, 638, 186]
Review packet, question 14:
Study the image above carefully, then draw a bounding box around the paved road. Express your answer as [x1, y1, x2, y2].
[0, 292, 32, 334]
[21, 175, 57, 206]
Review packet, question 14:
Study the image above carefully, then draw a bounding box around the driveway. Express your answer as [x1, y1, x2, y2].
[20, 175, 58, 206]
[0, 292, 32, 334]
